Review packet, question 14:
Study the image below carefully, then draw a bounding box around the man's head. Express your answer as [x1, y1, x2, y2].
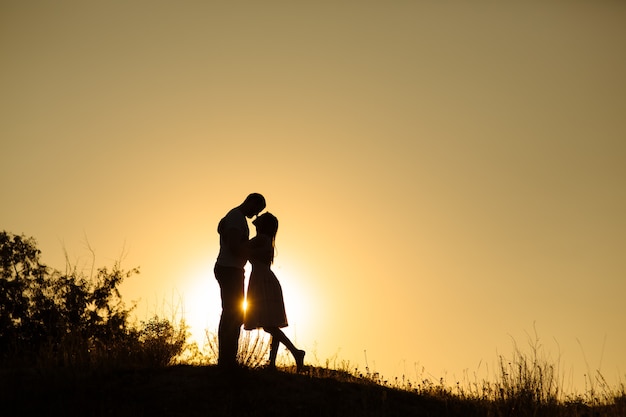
[240, 193, 266, 218]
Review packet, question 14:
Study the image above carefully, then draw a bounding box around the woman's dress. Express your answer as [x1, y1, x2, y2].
[243, 235, 288, 330]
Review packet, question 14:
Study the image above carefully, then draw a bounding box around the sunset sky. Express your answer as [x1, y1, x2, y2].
[2, 1, 625, 393]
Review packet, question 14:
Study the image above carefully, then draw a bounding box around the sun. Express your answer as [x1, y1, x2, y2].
[177, 258, 319, 351]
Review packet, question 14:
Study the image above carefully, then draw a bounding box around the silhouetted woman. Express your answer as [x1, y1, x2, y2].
[243, 212, 305, 371]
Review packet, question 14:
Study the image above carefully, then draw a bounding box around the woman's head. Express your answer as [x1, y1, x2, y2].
[253, 212, 278, 238]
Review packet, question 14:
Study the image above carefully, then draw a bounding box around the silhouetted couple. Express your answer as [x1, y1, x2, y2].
[214, 193, 305, 372]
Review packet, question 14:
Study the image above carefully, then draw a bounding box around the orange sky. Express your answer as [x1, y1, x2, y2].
[2, 1, 625, 393]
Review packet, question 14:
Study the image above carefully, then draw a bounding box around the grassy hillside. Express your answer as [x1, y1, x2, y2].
[2, 364, 624, 417]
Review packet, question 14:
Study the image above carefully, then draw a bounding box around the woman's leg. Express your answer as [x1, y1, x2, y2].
[264, 327, 306, 371]
[268, 334, 280, 368]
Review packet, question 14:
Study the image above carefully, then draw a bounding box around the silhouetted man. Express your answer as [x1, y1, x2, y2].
[214, 193, 266, 369]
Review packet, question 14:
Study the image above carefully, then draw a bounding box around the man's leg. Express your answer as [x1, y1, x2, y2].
[215, 265, 244, 367]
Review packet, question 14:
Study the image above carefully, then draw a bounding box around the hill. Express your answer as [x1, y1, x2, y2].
[4, 364, 624, 417]
[0, 365, 466, 417]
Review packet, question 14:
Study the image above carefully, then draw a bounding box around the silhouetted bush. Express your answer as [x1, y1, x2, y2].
[134, 315, 187, 367]
[0, 231, 185, 369]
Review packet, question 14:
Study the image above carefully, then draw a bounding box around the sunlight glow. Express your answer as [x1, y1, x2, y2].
[178, 261, 311, 348]
[177, 262, 221, 347]
[271, 260, 318, 343]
